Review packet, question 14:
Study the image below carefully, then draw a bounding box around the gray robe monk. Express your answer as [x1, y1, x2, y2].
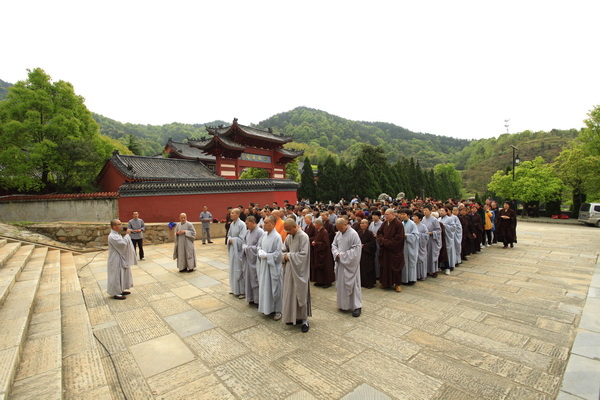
[243, 225, 264, 304]
[416, 222, 429, 280]
[439, 215, 457, 270]
[331, 227, 362, 311]
[282, 229, 311, 324]
[257, 229, 283, 315]
[173, 221, 196, 271]
[107, 229, 136, 296]
[401, 218, 419, 283]
[228, 218, 247, 295]
[423, 215, 442, 274]
[451, 214, 462, 266]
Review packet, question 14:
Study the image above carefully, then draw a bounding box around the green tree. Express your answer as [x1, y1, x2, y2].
[488, 157, 563, 204]
[433, 163, 462, 199]
[316, 155, 339, 202]
[352, 156, 380, 200]
[285, 158, 300, 182]
[0, 68, 122, 192]
[239, 168, 270, 179]
[298, 157, 316, 200]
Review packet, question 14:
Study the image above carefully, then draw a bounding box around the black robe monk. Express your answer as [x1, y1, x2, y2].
[376, 218, 405, 289]
[458, 213, 472, 258]
[495, 207, 517, 247]
[311, 227, 335, 286]
[323, 219, 336, 244]
[358, 228, 376, 288]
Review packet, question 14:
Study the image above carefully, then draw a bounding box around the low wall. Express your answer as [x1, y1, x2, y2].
[0, 197, 118, 223]
[27, 222, 227, 248]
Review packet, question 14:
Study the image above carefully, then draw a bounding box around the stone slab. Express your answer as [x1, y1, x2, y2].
[560, 354, 600, 399]
[188, 275, 221, 288]
[341, 383, 392, 400]
[164, 309, 215, 337]
[129, 333, 195, 378]
[579, 297, 600, 332]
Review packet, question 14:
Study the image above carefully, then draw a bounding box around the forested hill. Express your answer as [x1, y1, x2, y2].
[91, 113, 227, 156]
[457, 128, 578, 194]
[0, 79, 13, 100]
[257, 107, 471, 167]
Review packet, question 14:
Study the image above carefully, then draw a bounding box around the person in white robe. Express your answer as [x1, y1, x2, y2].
[331, 218, 363, 317]
[451, 207, 463, 267]
[399, 209, 419, 284]
[438, 207, 456, 275]
[257, 216, 283, 319]
[243, 216, 263, 305]
[422, 206, 442, 278]
[107, 219, 136, 299]
[412, 212, 429, 280]
[173, 213, 196, 272]
[227, 208, 247, 298]
[282, 218, 311, 333]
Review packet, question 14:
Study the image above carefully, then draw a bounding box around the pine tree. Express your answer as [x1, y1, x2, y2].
[299, 157, 316, 201]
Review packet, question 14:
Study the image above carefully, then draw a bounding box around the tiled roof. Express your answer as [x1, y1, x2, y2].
[111, 154, 222, 181]
[276, 148, 304, 157]
[166, 139, 216, 161]
[206, 119, 293, 144]
[0, 192, 119, 202]
[119, 179, 299, 197]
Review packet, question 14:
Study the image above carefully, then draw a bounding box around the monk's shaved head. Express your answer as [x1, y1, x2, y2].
[335, 218, 347, 227]
[284, 218, 297, 229]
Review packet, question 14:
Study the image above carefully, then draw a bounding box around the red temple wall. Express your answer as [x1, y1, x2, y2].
[119, 190, 298, 223]
[97, 166, 128, 192]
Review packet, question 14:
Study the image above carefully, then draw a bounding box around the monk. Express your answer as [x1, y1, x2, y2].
[107, 219, 135, 300]
[227, 208, 247, 298]
[377, 208, 405, 292]
[357, 218, 376, 289]
[310, 218, 334, 288]
[257, 216, 283, 320]
[282, 218, 311, 333]
[242, 216, 263, 305]
[173, 213, 196, 273]
[399, 209, 419, 284]
[332, 218, 363, 317]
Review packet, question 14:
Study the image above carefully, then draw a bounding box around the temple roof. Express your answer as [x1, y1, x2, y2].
[108, 153, 222, 181]
[206, 118, 293, 145]
[276, 148, 304, 158]
[119, 178, 299, 197]
[188, 135, 246, 152]
[165, 139, 216, 161]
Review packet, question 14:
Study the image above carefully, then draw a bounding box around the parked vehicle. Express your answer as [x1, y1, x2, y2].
[578, 203, 600, 227]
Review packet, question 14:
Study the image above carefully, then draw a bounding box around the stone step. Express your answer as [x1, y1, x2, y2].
[11, 249, 63, 400]
[60, 251, 113, 399]
[0, 241, 21, 268]
[0, 246, 48, 400]
[0, 239, 7, 246]
[0, 244, 35, 308]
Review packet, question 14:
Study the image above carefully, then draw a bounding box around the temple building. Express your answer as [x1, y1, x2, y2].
[95, 119, 301, 222]
[164, 118, 303, 179]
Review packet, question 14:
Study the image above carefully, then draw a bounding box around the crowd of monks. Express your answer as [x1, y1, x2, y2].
[224, 196, 518, 333]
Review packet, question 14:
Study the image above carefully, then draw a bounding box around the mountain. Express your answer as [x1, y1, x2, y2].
[1, 77, 579, 195]
[0, 79, 13, 100]
[256, 107, 471, 167]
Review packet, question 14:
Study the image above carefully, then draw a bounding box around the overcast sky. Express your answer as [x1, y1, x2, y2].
[2, 1, 599, 140]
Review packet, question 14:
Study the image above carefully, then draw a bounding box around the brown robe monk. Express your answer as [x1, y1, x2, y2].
[311, 227, 334, 286]
[358, 228, 376, 288]
[376, 218, 405, 289]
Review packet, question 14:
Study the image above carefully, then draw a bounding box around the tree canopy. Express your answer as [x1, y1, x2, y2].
[488, 156, 563, 204]
[0, 68, 129, 192]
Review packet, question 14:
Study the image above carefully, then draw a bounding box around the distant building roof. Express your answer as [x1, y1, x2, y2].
[165, 139, 216, 162]
[109, 152, 222, 181]
[119, 178, 299, 197]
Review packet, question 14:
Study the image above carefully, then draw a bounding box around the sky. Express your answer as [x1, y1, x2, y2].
[2, 1, 599, 140]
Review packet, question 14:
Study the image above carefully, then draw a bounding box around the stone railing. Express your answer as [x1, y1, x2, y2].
[26, 222, 227, 248]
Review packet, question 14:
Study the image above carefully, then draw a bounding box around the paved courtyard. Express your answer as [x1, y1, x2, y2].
[74, 221, 600, 399]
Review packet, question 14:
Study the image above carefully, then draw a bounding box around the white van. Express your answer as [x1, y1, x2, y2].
[579, 203, 600, 227]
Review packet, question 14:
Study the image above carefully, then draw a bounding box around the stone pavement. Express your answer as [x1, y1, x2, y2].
[65, 222, 600, 399]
